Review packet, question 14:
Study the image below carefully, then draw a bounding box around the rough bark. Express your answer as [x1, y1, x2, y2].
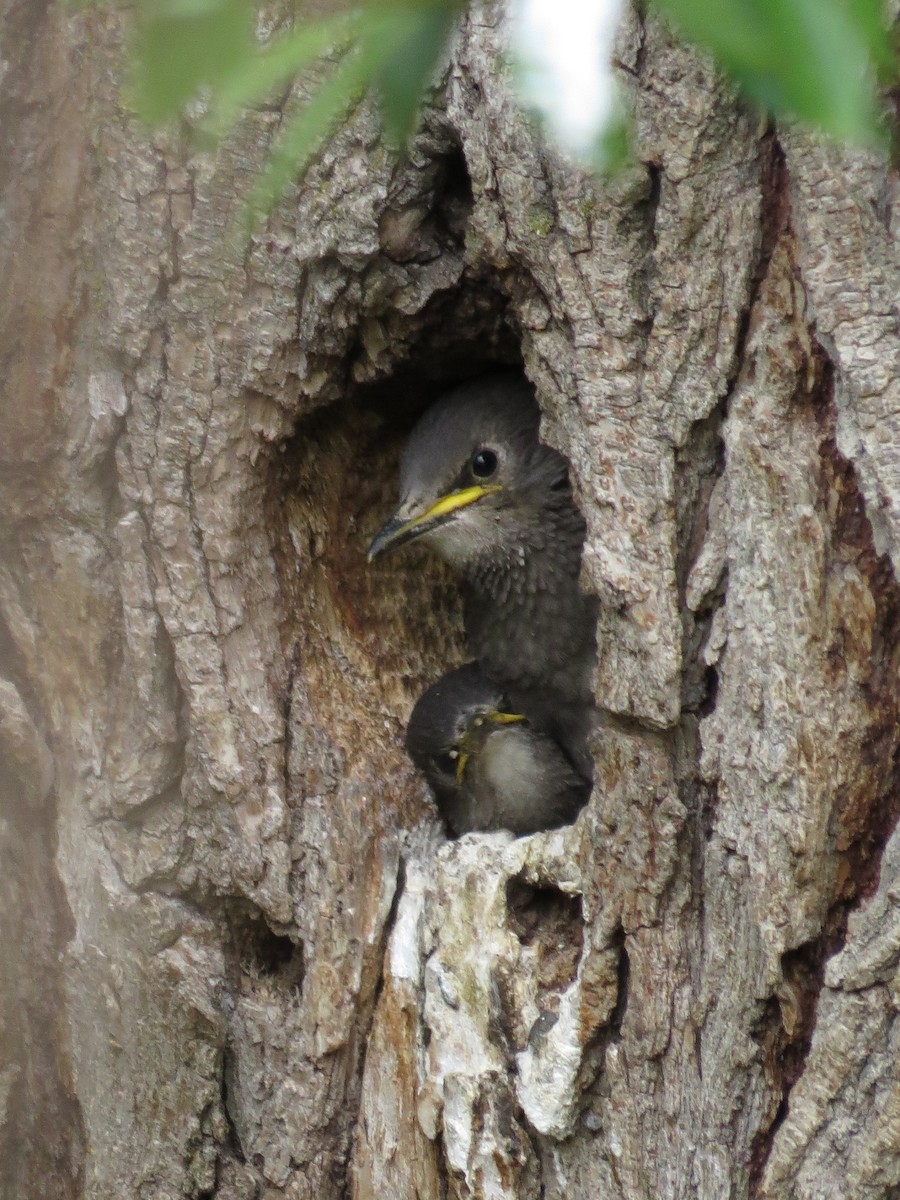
[1, 1, 899, 1198]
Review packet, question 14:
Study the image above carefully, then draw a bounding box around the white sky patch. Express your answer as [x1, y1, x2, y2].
[510, 0, 624, 158]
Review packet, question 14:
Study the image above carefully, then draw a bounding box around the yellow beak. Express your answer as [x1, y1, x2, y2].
[367, 484, 502, 561]
[455, 751, 470, 783]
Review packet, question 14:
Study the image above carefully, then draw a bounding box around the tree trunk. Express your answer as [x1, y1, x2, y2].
[2, 1, 899, 1197]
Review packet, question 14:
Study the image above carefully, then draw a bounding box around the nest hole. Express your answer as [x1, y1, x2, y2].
[261, 132, 542, 830]
[266, 263, 528, 831]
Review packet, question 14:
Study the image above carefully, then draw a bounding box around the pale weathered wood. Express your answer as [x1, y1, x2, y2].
[1, 1, 898, 1198]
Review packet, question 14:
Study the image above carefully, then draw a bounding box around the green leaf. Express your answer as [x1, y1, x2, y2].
[202, 12, 360, 140]
[240, 43, 376, 229]
[652, 0, 891, 148]
[593, 105, 632, 174]
[848, 0, 899, 73]
[236, 0, 462, 226]
[131, 0, 254, 123]
[369, 2, 460, 145]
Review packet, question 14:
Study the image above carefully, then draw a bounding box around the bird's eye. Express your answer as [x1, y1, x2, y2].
[471, 448, 498, 478]
[433, 750, 459, 775]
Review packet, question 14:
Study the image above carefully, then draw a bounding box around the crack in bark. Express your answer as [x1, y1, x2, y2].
[747, 346, 900, 1196]
[573, 924, 631, 1109]
[724, 126, 789, 415]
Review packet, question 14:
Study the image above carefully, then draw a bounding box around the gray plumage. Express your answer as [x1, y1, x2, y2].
[406, 663, 590, 836]
[368, 373, 597, 706]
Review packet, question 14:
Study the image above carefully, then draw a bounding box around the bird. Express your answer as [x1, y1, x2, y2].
[368, 373, 598, 711]
[405, 663, 590, 836]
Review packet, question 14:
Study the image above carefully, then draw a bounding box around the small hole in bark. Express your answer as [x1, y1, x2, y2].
[505, 874, 584, 993]
[229, 910, 304, 988]
[433, 143, 473, 244]
[506, 875, 583, 942]
[249, 926, 298, 977]
[699, 663, 719, 716]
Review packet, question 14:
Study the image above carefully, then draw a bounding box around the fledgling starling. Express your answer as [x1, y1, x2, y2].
[368, 373, 597, 707]
[406, 663, 590, 836]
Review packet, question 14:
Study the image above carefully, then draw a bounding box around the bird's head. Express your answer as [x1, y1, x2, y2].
[405, 663, 525, 794]
[367, 374, 570, 569]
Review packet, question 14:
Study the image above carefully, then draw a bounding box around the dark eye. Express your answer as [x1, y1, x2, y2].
[471, 448, 498, 478]
[433, 750, 459, 776]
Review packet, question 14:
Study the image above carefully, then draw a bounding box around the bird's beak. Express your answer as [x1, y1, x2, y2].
[367, 484, 502, 561]
[487, 711, 526, 726]
[456, 710, 526, 780]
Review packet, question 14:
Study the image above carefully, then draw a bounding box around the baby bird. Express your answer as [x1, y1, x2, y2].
[368, 373, 597, 709]
[406, 663, 590, 837]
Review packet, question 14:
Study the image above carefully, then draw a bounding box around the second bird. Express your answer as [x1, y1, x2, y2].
[406, 663, 590, 836]
[368, 373, 597, 708]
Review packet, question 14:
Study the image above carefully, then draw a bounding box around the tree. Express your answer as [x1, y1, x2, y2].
[1, 0, 899, 1197]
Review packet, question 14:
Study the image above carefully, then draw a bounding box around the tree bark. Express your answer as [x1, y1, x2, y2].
[1, 1, 899, 1198]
